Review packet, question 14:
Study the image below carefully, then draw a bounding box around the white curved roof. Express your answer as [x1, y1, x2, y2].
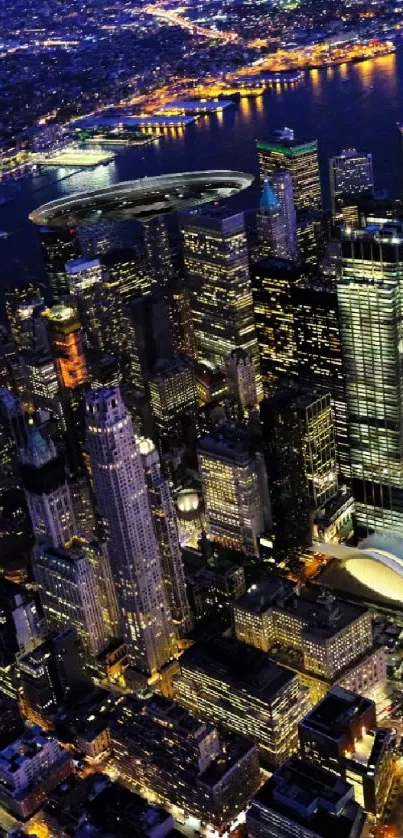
[312, 534, 403, 602]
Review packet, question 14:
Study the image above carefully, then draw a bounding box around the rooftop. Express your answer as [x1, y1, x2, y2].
[180, 636, 295, 701]
[250, 756, 363, 838]
[301, 686, 375, 740]
[235, 580, 367, 640]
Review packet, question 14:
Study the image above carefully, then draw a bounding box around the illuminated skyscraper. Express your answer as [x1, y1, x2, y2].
[257, 128, 322, 211]
[39, 226, 80, 299]
[149, 357, 197, 458]
[197, 423, 271, 558]
[260, 391, 312, 558]
[292, 279, 350, 478]
[44, 305, 88, 392]
[32, 542, 108, 660]
[65, 258, 107, 352]
[329, 148, 374, 216]
[85, 387, 176, 675]
[251, 258, 301, 394]
[258, 173, 298, 261]
[338, 219, 403, 532]
[139, 437, 193, 638]
[182, 209, 262, 397]
[6, 284, 48, 354]
[226, 348, 259, 418]
[251, 261, 350, 477]
[297, 391, 338, 509]
[19, 424, 77, 547]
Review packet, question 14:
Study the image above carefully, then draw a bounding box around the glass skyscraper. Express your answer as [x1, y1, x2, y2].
[182, 208, 262, 398]
[338, 219, 403, 532]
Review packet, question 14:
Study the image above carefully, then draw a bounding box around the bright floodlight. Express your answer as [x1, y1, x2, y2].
[29, 170, 254, 228]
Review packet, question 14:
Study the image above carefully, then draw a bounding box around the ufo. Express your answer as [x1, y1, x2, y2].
[29, 170, 254, 228]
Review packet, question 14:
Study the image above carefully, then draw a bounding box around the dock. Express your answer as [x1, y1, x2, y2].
[34, 146, 116, 168]
[156, 98, 234, 115]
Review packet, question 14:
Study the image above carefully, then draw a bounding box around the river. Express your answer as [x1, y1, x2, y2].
[0, 48, 402, 292]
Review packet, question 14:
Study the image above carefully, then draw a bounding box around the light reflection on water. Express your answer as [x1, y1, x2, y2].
[1, 46, 403, 289]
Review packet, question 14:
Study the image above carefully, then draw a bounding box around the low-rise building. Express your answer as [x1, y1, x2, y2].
[111, 694, 260, 834]
[233, 579, 386, 702]
[174, 635, 310, 767]
[0, 724, 74, 819]
[246, 755, 366, 838]
[299, 686, 394, 817]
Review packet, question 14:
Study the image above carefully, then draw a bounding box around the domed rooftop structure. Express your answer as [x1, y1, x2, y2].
[313, 532, 403, 603]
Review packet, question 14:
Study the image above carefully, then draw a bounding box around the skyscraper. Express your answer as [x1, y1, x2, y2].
[65, 258, 107, 352]
[32, 542, 109, 660]
[39, 226, 81, 299]
[19, 424, 77, 547]
[85, 387, 176, 676]
[226, 348, 259, 418]
[182, 208, 262, 397]
[258, 173, 298, 261]
[251, 258, 301, 394]
[149, 357, 197, 458]
[44, 305, 88, 393]
[139, 437, 193, 638]
[329, 148, 374, 215]
[260, 391, 312, 558]
[197, 423, 271, 557]
[338, 219, 403, 532]
[257, 128, 322, 211]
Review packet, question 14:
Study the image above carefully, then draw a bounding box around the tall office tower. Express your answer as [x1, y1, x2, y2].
[260, 392, 312, 559]
[143, 216, 175, 291]
[44, 304, 88, 393]
[65, 258, 107, 352]
[246, 756, 366, 838]
[101, 247, 151, 306]
[0, 390, 28, 451]
[338, 219, 403, 532]
[19, 424, 77, 547]
[292, 279, 350, 478]
[182, 209, 262, 396]
[175, 636, 311, 768]
[257, 128, 322, 211]
[126, 295, 174, 396]
[12, 593, 44, 656]
[299, 687, 393, 817]
[85, 387, 176, 676]
[257, 174, 298, 261]
[5, 284, 48, 354]
[44, 304, 90, 488]
[329, 148, 374, 215]
[32, 542, 109, 660]
[39, 226, 81, 299]
[23, 352, 64, 427]
[297, 391, 338, 509]
[226, 348, 259, 418]
[19, 629, 90, 725]
[251, 258, 301, 394]
[197, 423, 271, 558]
[65, 534, 120, 640]
[139, 438, 193, 638]
[149, 357, 197, 459]
[112, 695, 260, 834]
